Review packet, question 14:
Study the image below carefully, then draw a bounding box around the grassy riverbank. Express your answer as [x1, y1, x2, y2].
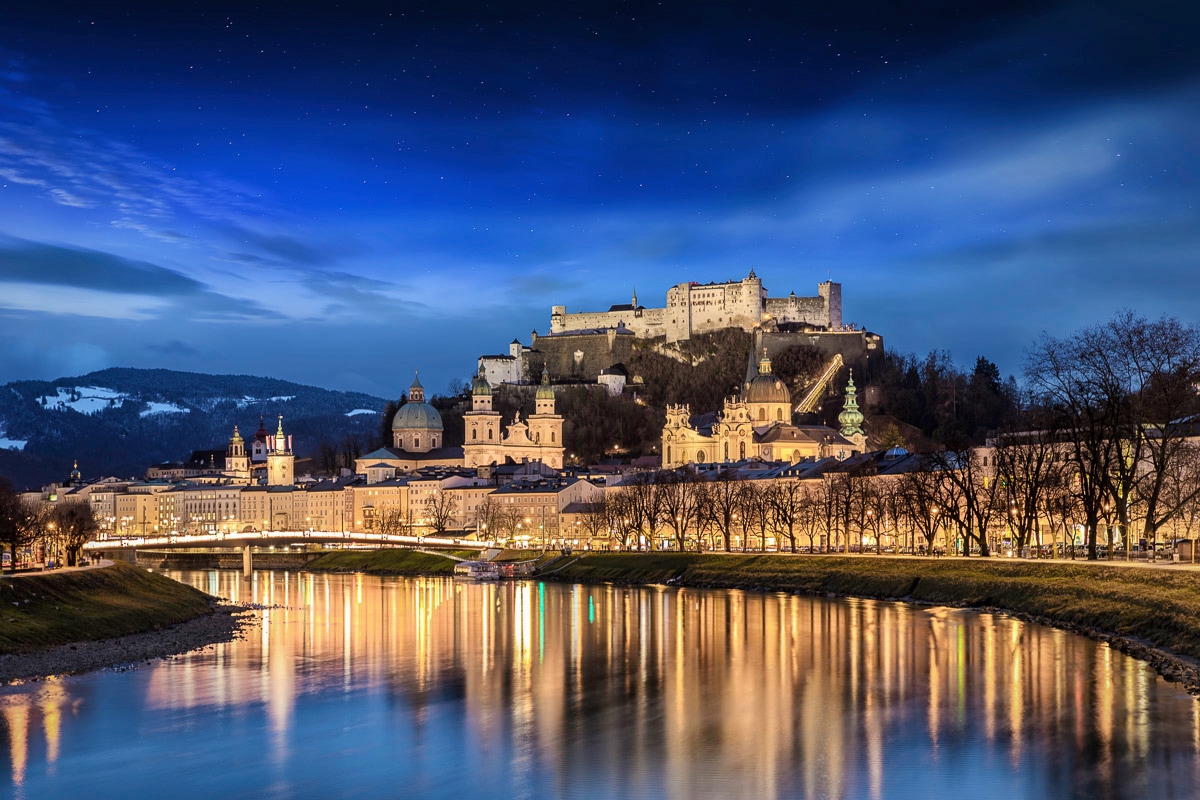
[0, 561, 216, 655]
[305, 549, 463, 575]
[550, 553, 1200, 669]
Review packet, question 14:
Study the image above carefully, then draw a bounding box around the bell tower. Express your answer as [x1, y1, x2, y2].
[267, 415, 295, 486]
[464, 367, 503, 467]
[226, 425, 251, 483]
[527, 367, 565, 468]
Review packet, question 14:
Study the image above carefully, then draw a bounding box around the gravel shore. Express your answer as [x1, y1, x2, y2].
[0, 603, 258, 684]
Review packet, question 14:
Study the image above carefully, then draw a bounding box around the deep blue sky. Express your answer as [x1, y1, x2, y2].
[0, 1, 1197, 399]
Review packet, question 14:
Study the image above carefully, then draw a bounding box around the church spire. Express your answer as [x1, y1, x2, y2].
[838, 370, 865, 437]
[758, 346, 772, 375]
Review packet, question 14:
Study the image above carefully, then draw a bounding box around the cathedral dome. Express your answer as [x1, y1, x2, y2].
[392, 373, 444, 432]
[744, 373, 791, 405]
[392, 402, 443, 431]
[743, 350, 791, 405]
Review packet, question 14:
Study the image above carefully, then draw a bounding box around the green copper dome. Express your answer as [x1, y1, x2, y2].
[472, 366, 492, 397]
[393, 371, 443, 432]
[536, 366, 555, 400]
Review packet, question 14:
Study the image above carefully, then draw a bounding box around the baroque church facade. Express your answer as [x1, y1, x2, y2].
[661, 349, 866, 468]
[355, 369, 564, 476]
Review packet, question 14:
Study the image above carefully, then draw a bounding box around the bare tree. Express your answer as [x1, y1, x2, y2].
[701, 470, 745, 552]
[0, 480, 41, 572]
[990, 405, 1062, 555]
[767, 479, 804, 552]
[1110, 313, 1200, 554]
[576, 497, 612, 550]
[794, 482, 825, 552]
[927, 446, 999, 556]
[657, 469, 703, 552]
[896, 460, 945, 554]
[620, 472, 665, 551]
[1027, 322, 1129, 559]
[377, 507, 407, 537]
[48, 501, 99, 566]
[737, 480, 773, 552]
[424, 489, 458, 535]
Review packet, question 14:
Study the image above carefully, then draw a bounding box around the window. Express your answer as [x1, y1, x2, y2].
[759, 408, 765, 421]
[739, 442, 746, 460]
[488, 429, 494, 440]
[472, 429, 477, 440]
[776, 409, 782, 421]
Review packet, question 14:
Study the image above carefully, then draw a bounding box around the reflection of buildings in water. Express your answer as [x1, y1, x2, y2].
[0, 681, 75, 793]
[6, 571, 1200, 798]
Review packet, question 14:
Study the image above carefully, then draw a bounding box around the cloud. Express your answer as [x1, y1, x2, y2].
[0, 237, 207, 295]
[0, 236, 286, 322]
[146, 340, 201, 357]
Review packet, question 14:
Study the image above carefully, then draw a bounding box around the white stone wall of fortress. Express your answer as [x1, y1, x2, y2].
[820, 281, 843, 328]
[764, 296, 828, 327]
[665, 279, 764, 341]
[550, 308, 666, 338]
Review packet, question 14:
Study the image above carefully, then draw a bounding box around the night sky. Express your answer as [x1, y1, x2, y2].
[1, 1, 1197, 398]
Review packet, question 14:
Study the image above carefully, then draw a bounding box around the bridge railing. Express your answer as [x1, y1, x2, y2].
[84, 531, 493, 551]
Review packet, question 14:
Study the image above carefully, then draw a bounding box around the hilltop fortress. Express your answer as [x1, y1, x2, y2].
[550, 270, 841, 342]
[480, 271, 879, 389]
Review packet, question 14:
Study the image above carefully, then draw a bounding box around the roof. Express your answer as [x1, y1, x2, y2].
[392, 400, 443, 431]
[755, 424, 841, 445]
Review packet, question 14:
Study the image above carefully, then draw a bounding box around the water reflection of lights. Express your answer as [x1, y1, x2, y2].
[4, 572, 1200, 799]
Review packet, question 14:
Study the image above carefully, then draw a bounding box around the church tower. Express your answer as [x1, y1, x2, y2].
[838, 371, 868, 453]
[463, 367, 503, 467]
[527, 367, 565, 468]
[267, 415, 295, 486]
[226, 425, 251, 484]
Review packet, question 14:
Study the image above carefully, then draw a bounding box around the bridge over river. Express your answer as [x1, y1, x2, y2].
[84, 530, 493, 574]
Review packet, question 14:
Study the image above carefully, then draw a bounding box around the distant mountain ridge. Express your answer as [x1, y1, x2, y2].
[0, 367, 387, 489]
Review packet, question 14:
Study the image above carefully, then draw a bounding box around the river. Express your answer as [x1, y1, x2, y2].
[2, 570, 1199, 799]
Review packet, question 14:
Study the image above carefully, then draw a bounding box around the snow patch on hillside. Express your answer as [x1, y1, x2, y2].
[345, 409, 378, 417]
[39, 386, 127, 415]
[236, 395, 296, 408]
[0, 423, 25, 451]
[140, 402, 191, 418]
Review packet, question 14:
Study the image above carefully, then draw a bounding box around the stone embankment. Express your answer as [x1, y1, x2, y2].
[0, 603, 252, 683]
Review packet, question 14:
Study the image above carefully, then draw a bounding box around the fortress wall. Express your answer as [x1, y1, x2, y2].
[530, 331, 639, 380]
[761, 329, 883, 366]
[551, 309, 666, 339]
[821, 281, 843, 329]
[764, 295, 829, 327]
[665, 278, 765, 341]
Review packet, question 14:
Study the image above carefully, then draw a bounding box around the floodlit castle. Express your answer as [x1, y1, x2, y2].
[551, 270, 842, 342]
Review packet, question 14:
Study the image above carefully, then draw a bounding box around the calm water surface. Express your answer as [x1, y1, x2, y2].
[3, 570, 1200, 799]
